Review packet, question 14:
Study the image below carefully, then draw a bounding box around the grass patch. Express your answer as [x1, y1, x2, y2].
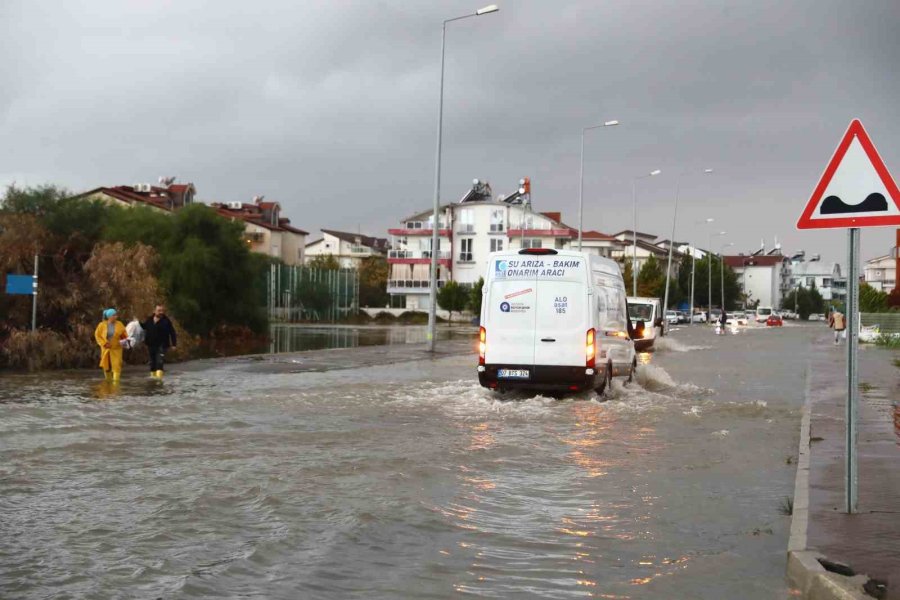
[893, 358, 900, 369]
[875, 334, 900, 349]
[860, 382, 876, 393]
[778, 496, 794, 516]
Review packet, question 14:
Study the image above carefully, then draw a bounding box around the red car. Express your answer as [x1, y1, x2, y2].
[766, 314, 783, 327]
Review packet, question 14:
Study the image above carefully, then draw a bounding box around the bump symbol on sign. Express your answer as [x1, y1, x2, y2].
[797, 119, 900, 229]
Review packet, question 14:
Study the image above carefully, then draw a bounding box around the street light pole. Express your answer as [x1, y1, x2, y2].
[690, 218, 714, 326]
[720, 241, 735, 313]
[662, 168, 712, 319]
[578, 120, 619, 251]
[708, 230, 726, 321]
[632, 169, 661, 296]
[427, 4, 499, 353]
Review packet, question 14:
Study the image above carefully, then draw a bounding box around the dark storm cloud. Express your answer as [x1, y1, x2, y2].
[2, 0, 899, 262]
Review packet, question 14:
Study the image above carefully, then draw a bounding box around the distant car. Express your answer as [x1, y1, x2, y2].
[808, 313, 825, 322]
[665, 310, 679, 325]
[676, 311, 689, 324]
[766, 314, 783, 327]
[692, 311, 707, 323]
[756, 306, 773, 322]
[709, 309, 722, 324]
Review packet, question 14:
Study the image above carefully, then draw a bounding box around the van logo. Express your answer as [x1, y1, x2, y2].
[500, 302, 511, 312]
[495, 260, 508, 276]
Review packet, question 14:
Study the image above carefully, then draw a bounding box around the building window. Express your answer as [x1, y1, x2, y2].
[522, 238, 542, 249]
[459, 238, 473, 262]
[490, 239, 503, 252]
[457, 209, 474, 234]
[490, 209, 505, 232]
[822, 278, 832, 287]
[806, 277, 815, 287]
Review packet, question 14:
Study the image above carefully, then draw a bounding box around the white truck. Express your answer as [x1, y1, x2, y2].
[627, 296, 664, 351]
[477, 249, 637, 395]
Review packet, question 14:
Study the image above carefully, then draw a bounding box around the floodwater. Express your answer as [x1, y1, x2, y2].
[0, 322, 820, 598]
[267, 323, 477, 353]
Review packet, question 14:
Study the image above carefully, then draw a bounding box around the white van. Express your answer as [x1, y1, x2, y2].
[756, 306, 773, 323]
[477, 249, 636, 394]
[627, 297, 663, 351]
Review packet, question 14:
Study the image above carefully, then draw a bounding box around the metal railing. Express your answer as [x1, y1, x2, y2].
[387, 279, 447, 289]
[489, 223, 505, 232]
[457, 224, 475, 234]
[265, 265, 359, 322]
[388, 250, 450, 260]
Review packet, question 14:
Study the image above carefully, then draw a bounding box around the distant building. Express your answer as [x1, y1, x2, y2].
[305, 229, 389, 268]
[578, 230, 621, 258]
[75, 182, 197, 212]
[787, 255, 846, 303]
[724, 253, 786, 308]
[210, 197, 308, 266]
[864, 254, 896, 291]
[386, 178, 579, 310]
[609, 230, 678, 273]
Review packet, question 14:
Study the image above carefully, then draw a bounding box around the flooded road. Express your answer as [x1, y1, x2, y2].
[0, 323, 819, 598]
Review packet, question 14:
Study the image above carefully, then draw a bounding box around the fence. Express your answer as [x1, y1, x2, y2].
[265, 264, 359, 322]
[860, 312, 900, 334]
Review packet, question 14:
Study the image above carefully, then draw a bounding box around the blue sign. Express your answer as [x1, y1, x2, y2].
[5, 274, 36, 295]
[500, 301, 510, 312]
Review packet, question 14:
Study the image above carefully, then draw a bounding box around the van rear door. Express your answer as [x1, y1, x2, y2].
[533, 257, 587, 367]
[484, 258, 537, 367]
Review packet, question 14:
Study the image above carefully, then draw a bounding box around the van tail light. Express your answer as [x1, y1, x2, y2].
[478, 326, 486, 365]
[586, 328, 596, 368]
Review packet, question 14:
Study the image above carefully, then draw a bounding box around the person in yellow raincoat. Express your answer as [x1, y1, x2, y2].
[94, 308, 128, 382]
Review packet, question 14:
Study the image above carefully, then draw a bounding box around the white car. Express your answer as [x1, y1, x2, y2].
[692, 311, 708, 323]
[756, 306, 773, 323]
[478, 249, 636, 395]
[665, 310, 679, 325]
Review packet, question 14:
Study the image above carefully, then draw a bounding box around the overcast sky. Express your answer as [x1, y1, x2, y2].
[3, 0, 899, 265]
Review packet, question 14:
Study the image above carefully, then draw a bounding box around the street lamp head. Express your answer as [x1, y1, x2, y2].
[604, 120, 620, 127]
[650, 169, 662, 176]
[476, 4, 499, 15]
[706, 218, 715, 223]
[703, 168, 714, 174]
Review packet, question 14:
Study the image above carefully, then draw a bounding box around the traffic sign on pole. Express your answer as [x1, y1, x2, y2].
[797, 119, 900, 230]
[796, 119, 900, 514]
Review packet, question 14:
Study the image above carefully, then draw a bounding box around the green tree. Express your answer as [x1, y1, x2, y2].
[637, 255, 665, 298]
[308, 254, 341, 270]
[621, 260, 634, 294]
[295, 277, 332, 319]
[782, 286, 825, 319]
[160, 205, 267, 335]
[0, 183, 70, 217]
[358, 256, 388, 307]
[437, 280, 468, 325]
[469, 277, 484, 316]
[104, 205, 173, 249]
[859, 283, 889, 313]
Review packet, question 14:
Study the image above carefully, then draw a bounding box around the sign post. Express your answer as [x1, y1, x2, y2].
[845, 228, 859, 513]
[797, 119, 900, 514]
[32, 254, 39, 332]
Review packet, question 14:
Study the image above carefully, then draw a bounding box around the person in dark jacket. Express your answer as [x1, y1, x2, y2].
[142, 304, 177, 378]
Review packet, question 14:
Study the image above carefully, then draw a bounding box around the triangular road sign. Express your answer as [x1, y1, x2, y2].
[797, 119, 900, 229]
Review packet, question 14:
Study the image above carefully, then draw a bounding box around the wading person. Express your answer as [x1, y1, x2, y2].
[142, 304, 177, 378]
[94, 308, 127, 383]
[828, 310, 845, 344]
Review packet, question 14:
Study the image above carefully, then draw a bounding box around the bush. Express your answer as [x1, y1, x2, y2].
[437, 281, 468, 323]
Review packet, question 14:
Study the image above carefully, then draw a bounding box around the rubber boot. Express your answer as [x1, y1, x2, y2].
[104, 370, 113, 381]
[155, 370, 164, 379]
[112, 371, 121, 384]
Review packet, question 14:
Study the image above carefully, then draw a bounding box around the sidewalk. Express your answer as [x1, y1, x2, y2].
[789, 334, 900, 599]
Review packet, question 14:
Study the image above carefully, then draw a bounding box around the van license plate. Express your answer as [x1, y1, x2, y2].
[498, 369, 529, 379]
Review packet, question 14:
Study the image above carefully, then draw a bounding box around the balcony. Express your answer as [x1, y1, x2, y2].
[387, 279, 447, 294]
[388, 221, 450, 237]
[457, 223, 475, 234]
[489, 223, 505, 233]
[506, 227, 575, 238]
[387, 249, 451, 265]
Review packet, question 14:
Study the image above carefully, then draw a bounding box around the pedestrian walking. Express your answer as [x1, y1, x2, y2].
[142, 304, 177, 378]
[828, 310, 846, 344]
[94, 308, 127, 383]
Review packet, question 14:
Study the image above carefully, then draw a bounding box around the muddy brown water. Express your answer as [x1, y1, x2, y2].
[0, 323, 820, 598]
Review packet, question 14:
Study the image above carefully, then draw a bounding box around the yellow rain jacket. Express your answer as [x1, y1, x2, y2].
[94, 320, 127, 373]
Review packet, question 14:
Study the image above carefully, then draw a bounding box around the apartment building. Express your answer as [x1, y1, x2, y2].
[724, 254, 786, 308]
[386, 179, 579, 310]
[864, 254, 896, 291]
[305, 229, 389, 268]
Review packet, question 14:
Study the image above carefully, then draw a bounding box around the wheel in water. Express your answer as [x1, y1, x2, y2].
[595, 363, 612, 397]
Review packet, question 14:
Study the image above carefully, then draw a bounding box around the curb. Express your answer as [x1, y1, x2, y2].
[785, 361, 872, 600]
